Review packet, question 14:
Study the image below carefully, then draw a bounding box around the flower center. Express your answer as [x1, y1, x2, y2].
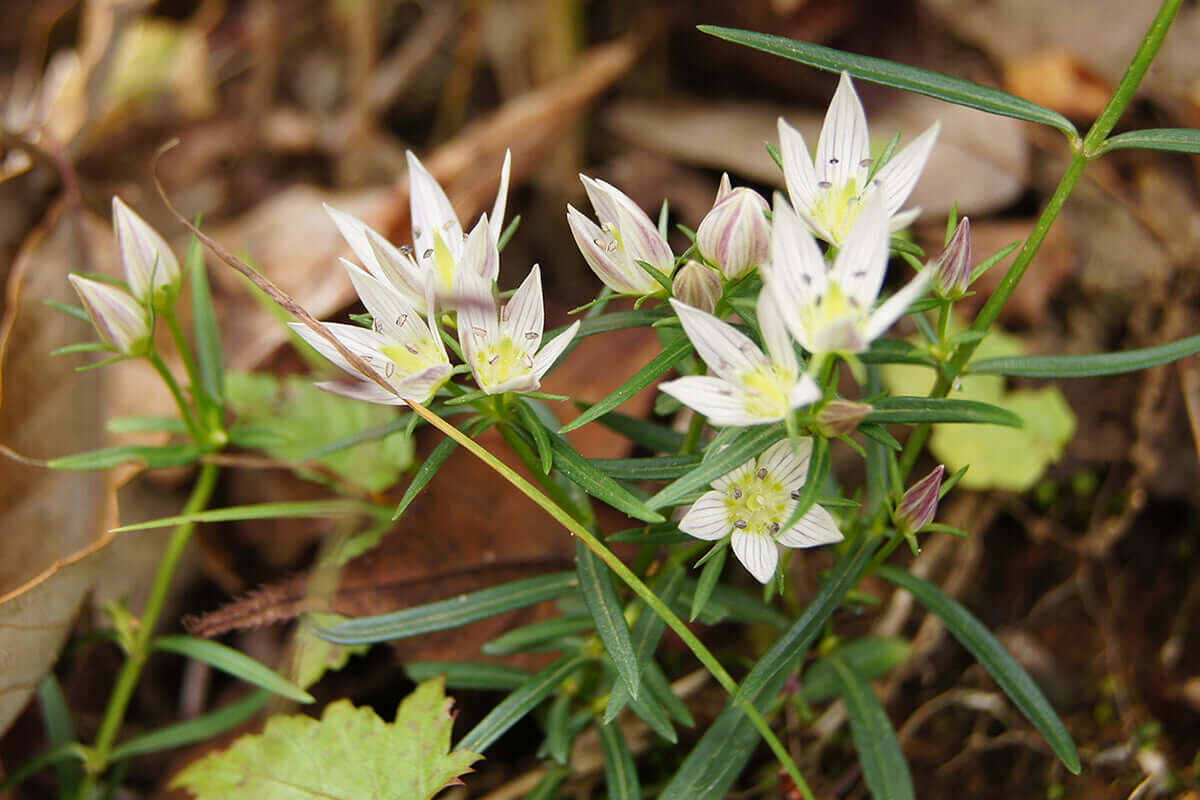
[472, 333, 533, 388]
[739, 365, 798, 419]
[724, 468, 790, 539]
[380, 334, 446, 376]
[811, 177, 864, 244]
[800, 281, 866, 355]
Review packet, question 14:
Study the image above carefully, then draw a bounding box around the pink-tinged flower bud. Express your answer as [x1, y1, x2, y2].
[68, 274, 151, 355]
[696, 184, 770, 280]
[932, 217, 972, 299]
[112, 197, 181, 309]
[671, 260, 722, 314]
[816, 398, 873, 437]
[895, 464, 945, 535]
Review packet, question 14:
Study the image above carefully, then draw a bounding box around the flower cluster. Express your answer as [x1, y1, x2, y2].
[563, 73, 942, 581]
[303, 149, 579, 406]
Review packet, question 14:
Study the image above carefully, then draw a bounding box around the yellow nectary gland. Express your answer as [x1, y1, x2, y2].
[474, 334, 532, 388]
[740, 366, 796, 419]
[724, 469, 791, 538]
[380, 334, 444, 376]
[811, 177, 864, 244]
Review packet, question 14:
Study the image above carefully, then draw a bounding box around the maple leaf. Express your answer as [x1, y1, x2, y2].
[171, 678, 478, 800]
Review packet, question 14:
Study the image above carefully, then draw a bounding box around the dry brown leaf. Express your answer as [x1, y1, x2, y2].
[1003, 49, 1112, 120]
[0, 203, 112, 734]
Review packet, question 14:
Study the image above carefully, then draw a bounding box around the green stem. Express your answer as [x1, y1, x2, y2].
[407, 401, 814, 799]
[77, 462, 219, 799]
[163, 310, 203, 411]
[680, 411, 707, 455]
[148, 353, 201, 442]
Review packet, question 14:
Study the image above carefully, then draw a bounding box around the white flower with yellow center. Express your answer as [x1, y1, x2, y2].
[567, 176, 675, 296]
[680, 438, 844, 584]
[457, 265, 581, 395]
[658, 291, 820, 427]
[290, 260, 451, 405]
[764, 193, 928, 360]
[779, 72, 939, 247]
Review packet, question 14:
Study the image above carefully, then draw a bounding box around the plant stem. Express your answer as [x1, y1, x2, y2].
[163, 310, 203, 412]
[148, 353, 201, 442]
[406, 400, 815, 800]
[77, 461, 219, 799]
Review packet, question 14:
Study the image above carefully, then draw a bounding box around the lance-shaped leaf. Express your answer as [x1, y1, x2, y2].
[458, 654, 588, 753]
[970, 333, 1200, 378]
[577, 540, 640, 700]
[560, 334, 692, 433]
[864, 396, 1022, 426]
[828, 651, 915, 800]
[1099, 128, 1200, 155]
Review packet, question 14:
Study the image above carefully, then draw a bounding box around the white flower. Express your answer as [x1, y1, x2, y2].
[112, 197, 181, 307]
[679, 438, 844, 584]
[457, 265, 581, 395]
[695, 175, 771, 280]
[567, 175, 675, 296]
[324, 150, 512, 313]
[764, 193, 928, 359]
[289, 260, 451, 405]
[658, 290, 820, 427]
[68, 274, 151, 355]
[407, 149, 510, 300]
[779, 72, 939, 246]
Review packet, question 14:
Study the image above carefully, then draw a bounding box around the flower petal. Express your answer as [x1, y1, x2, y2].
[341, 259, 423, 342]
[758, 438, 811, 491]
[112, 197, 180, 302]
[815, 72, 870, 190]
[712, 457, 755, 491]
[831, 195, 890, 309]
[489, 148, 512, 245]
[776, 503, 844, 548]
[324, 203, 424, 307]
[658, 376, 768, 427]
[732, 531, 779, 584]
[288, 322, 388, 380]
[504, 264, 544, 356]
[407, 150, 462, 263]
[670, 299, 768, 383]
[679, 491, 732, 541]
[767, 194, 828, 304]
[756, 289, 796, 376]
[872, 121, 940, 218]
[863, 270, 930, 342]
[779, 118, 820, 214]
[313, 379, 407, 406]
[789, 374, 822, 412]
[568, 204, 650, 295]
[459, 215, 499, 284]
[532, 320, 580, 382]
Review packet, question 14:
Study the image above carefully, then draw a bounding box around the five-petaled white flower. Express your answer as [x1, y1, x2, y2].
[324, 149, 511, 312]
[290, 260, 451, 405]
[779, 72, 939, 247]
[567, 175, 675, 296]
[764, 193, 928, 360]
[658, 291, 820, 427]
[457, 265, 581, 395]
[679, 438, 844, 584]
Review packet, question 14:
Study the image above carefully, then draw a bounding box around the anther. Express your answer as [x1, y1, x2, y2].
[829, 157, 839, 164]
[488, 354, 500, 365]
[396, 314, 408, 326]
[790, 489, 801, 500]
[400, 244, 415, 255]
[732, 487, 743, 499]
[818, 180, 832, 189]
[770, 522, 781, 534]
[734, 519, 748, 529]
[422, 249, 434, 260]
[756, 467, 768, 479]
[860, 158, 873, 168]
[404, 344, 419, 355]
[385, 362, 395, 377]
[412, 227, 423, 239]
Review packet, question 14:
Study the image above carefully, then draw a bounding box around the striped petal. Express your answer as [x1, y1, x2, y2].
[679, 491, 732, 541]
[872, 121, 940, 218]
[658, 376, 768, 428]
[815, 72, 870, 190]
[732, 531, 779, 584]
[758, 438, 811, 491]
[831, 195, 890, 309]
[532, 321, 580, 382]
[407, 150, 463, 263]
[776, 503, 844, 548]
[670, 299, 768, 383]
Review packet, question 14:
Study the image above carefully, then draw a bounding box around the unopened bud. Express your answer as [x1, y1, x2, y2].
[932, 217, 972, 298]
[696, 184, 770, 280]
[671, 260, 722, 314]
[895, 464, 945, 535]
[113, 197, 181, 309]
[816, 398, 873, 437]
[68, 274, 151, 355]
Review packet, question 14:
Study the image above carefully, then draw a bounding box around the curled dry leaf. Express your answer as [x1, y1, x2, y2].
[0, 203, 113, 734]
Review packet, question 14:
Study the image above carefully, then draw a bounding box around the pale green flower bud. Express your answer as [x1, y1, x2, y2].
[112, 197, 181, 309]
[671, 260, 722, 314]
[696, 179, 770, 280]
[932, 217, 973, 299]
[68, 274, 151, 356]
[816, 398, 873, 437]
[895, 464, 945, 536]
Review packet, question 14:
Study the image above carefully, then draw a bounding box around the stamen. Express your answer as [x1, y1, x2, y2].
[422, 249, 434, 260]
[770, 522, 781, 534]
[472, 326, 487, 338]
[818, 180, 833, 189]
[488, 354, 500, 365]
[524, 331, 539, 340]
[732, 487, 743, 499]
[412, 227, 423, 239]
[733, 519, 748, 529]
[373, 319, 383, 333]
[860, 158, 873, 168]
[522, 354, 534, 369]
[790, 489, 801, 500]
[399, 244, 415, 255]
[385, 362, 395, 378]
[829, 157, 839, 164]
[756, 467, 768, 479]
[442, 220, 455, 231]
[404, 344, 419, 355]
[605, 240, 618, 253]
[396, 314, 408, 326]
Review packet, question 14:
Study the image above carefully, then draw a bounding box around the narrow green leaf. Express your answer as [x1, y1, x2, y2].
[597, 719, 642, 800]
[109, 691, 270, 761]
[560, 335, 692, 433]
[458, 654, 588, 753]
[0, 742, 88, 795]
[1100, 127, 1200, 155]
[970, 333, 1200, 378]
[864, 396, 1023, 427]
[677, 580, 791, 630]
[591, 454, 702, 480]
[106, 415, 189, 435]
[482, 616, 594, 655]
[859, 338, 938, 367]
[605, 672, 677, 743]
[644, 661, 694, 727]
[828, 651, 915, 800]
[577, 541, 640, 700]
[318, 573, 578, 645]
[647, 426, 785, 510]
[48, 443, 204, 471]
[188, 232, 225, 406]
[45, 299, 91, 322]
[112, 499, 389, 532]
[394, 434, 458, 519]
[689, 545, 727, 622]
[50, 341, 111, 356]
[544, 692, 573, 764]
[551, 308, 671, 341]
[699, 26, 1077, 136]
[404, 661, 533, 691]
[154, 636, 313, 703]
[525, 766, 571, 800]
[587, 407, 686, 452]
[38, 675, 81, 798]
[878, 565, 1080, 773]
[515, 399, 554, 473]
[607, 525, 691, 544]
[777, 435, 830, 536]
[543, 425, 665, 523]
[799, 636, 912, 703]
